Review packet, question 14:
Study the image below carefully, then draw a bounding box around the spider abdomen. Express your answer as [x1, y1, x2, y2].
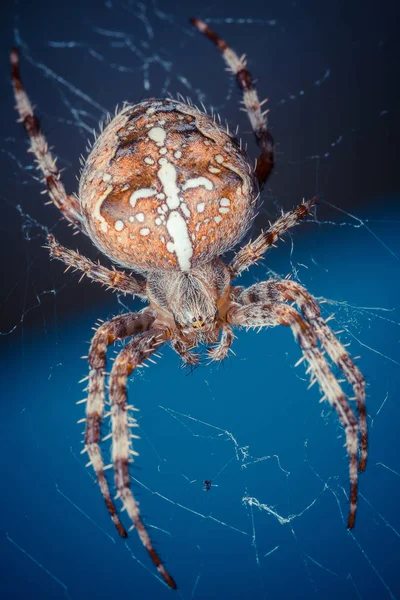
[79, 99, 258, 272]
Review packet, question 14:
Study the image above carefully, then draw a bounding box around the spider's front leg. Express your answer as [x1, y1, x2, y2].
[84, 309, 156, 538]
[239, 279, 367, 470]
[109, 327, 177, 589]
[228, 302, 360, 529]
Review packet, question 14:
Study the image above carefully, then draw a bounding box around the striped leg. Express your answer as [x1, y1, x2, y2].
[229, 197, 317, 278]
[47, 234, 147, 299]
[109, 328, 177, 589]
[10, 48, 85, 231]
[229, 302, 360, 529]
[84, 309, 156, 538]
[191, 18, 274, 187]
[239, 279, 367, 471]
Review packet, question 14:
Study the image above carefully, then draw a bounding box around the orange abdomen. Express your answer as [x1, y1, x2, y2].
[79, 99, 258, 272]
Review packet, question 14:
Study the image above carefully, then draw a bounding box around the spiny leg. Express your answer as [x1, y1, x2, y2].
[109, 328, 177, 589]
[229, 197, 317, 278]
[191, 18, 274, 188]
[229, 302, 359, 528]
[207, 323, 235, 362]
[10, 48, 85, 231]
[85, 309, 157, 538]
[170, 336, 200, 367]
[239, 279, 367, 470]
[47, 234, 147, 299]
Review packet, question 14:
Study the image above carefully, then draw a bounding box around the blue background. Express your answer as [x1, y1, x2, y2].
[1, 1, 399, 599]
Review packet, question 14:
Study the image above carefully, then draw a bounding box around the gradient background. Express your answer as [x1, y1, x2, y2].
[1, 1, 399, 599]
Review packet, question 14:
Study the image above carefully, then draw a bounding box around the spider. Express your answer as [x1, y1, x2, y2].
[203, 480, 212, 492]
[11, 18, 367, 591]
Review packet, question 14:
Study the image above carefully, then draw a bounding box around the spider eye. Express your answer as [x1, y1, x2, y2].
[191, 316, 204, 329]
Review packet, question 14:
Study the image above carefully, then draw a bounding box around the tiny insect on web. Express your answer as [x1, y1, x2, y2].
[10, 16, 367, 590]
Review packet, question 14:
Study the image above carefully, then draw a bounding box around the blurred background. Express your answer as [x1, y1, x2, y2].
[0, 1, 399, 598]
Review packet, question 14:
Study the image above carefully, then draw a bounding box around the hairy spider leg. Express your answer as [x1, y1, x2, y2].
[109, 328, 177, 590]
[85, 310, 157, 538]
[240, 280, 367, 470]
[47, 234, 147, 299]
[229, 301, 360, 529]
[191, 18, 274, 188]
[229, 197, 317, 278]
[207, 322, 235, 362]
[10, 48, 85, 231]
[170, 336, 200, 366]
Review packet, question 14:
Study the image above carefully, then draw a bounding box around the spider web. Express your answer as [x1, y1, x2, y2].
[1, 1, 399, 599]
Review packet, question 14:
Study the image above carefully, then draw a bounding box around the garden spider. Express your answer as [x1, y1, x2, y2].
[11, 17, 367, 590]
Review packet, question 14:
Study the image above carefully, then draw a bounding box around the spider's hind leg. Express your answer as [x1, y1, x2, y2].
[191, 18, 274, 188]
[10, 48, 85, 232]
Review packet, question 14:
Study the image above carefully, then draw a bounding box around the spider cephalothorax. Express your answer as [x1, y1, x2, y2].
[11, 17, 367, 591]
[147, 259, 230, 331]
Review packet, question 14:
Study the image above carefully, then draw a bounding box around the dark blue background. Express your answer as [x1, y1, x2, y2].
[1, 1, 399, 599]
